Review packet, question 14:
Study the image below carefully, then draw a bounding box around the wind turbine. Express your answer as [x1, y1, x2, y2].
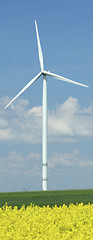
[5, 20, 88, 191]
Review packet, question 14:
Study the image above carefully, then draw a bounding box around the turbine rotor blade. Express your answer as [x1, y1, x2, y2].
[5, 72, 42, 109]
[35, 20, 44, 71]
[43, 71, 89, 88]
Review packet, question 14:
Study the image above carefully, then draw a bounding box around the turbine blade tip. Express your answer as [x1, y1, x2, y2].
[35, 19, 37, 25]
[4, 106, 7, 110]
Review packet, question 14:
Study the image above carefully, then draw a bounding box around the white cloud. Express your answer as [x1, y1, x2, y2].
[48, 97, 93, 137]
[28, 106, 42, 117]
[0, 150, 41, 176]
[26, 152, 41, 161]
[79, 160, 93, 167]
[0, 128, 16, 141]
[48, 148, 79, 167]
[0, 96, 93, 143]
[0, 119, 8, 128]
[24, 164, 41, 177]
[48, 148, 93, 169]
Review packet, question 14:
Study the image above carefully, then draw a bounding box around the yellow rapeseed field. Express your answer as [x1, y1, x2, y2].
[0, 202, 93, 239]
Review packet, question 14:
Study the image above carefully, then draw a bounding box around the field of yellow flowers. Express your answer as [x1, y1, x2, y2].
[0, 202, 93, 239]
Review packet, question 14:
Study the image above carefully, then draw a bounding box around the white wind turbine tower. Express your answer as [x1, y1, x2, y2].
[5, 20, 88, 191]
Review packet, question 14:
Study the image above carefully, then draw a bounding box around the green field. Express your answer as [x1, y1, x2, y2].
[0, 189, 93, 208]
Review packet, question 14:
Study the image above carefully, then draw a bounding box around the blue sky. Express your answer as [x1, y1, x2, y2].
[0, 0, 93, 192]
